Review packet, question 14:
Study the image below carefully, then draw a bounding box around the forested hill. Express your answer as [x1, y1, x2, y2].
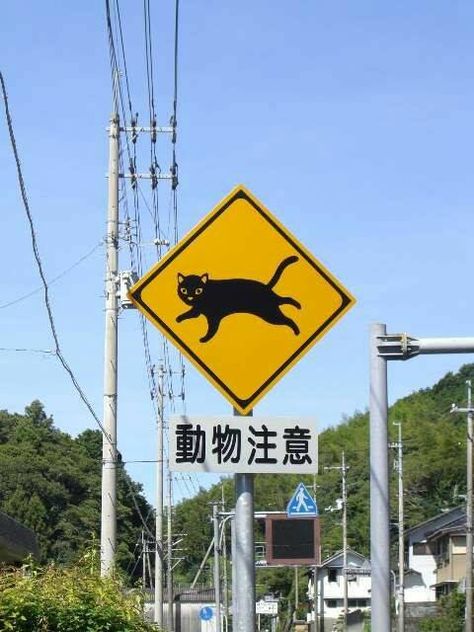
[0, 401, 151, 574]
[173, 363, 474, 583]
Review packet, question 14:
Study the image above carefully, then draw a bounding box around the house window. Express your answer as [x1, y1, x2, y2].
[349, 598, 369, 608]
[413, 542, 432, 555]
[328, 569, 338, 582]
[452, 536, 466, 554]
[326, 599, 339, 608]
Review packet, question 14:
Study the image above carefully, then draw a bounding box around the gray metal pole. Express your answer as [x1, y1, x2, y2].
[342, 451, 348, 631]
[191, 539, 214, 589]
[221, 485, 229, 629]
[213, 503, 222, 632]
[295, 566, 299, 615]
[369, 323, 390, 631]
[467, 381, 473, 632]
[313, 472, 319, 632]
[233, 408, 256, 632]
[313, 565, 319, 632]
[324, 455, 349, 629]
[167, 467, 174, 632]
[100, 112, 119, 576]
[450, 383, 474, 632]
[142, 530, 146, 591]
[417, 338, 474, 354]
[231, 516, 236, 632]
[393, 421, 405, 632]
[154, 364, 165, 626]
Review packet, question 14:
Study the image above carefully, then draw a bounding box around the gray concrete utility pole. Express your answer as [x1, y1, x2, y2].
[221, 485, 229, 626]
[100, 113, 120, 576]
[325, 453, 349, 629]
[233, 408, 256, 632]
[370, 325, 474, 631]
[154, 364, 165, 627]
[167, 466, 174, 632]
[213, 503, 222, 632]
[313, 473, 319, 632]
[342, 452, 348, 628]
[451, 380, 474, 632]
[392, 421, 405, 632]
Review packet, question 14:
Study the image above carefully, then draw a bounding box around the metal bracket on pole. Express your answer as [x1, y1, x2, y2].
[377, 333, 474, 360]
[118, 271, 139, 309]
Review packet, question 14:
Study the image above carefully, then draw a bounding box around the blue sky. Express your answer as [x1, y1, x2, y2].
[1, 1, 474, 504]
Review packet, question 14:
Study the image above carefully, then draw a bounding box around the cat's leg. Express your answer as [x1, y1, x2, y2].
[279, 296, 301, 309]
[176, 307, 200, 322]
[200, 317, 221, 343]
[262, 311, 300, 335]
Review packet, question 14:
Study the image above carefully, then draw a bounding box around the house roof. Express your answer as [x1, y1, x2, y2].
[319, 549, 369, 569]
[405, 506, 465, 539]
[0, 511, 39, 562]
[426, 520, 466, 542]
[430, 580, 459, 589]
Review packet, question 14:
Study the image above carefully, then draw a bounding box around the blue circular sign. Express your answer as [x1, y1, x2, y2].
[200, 606, 214, 621]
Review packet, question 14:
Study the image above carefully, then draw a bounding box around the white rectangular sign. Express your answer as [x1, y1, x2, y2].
[256, 600, 279, 615]
[170, 416, 317, 473]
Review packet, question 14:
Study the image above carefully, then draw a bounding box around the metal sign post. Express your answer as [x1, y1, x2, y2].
[369, 325, 474, 631]
[233, 408, 256, 632]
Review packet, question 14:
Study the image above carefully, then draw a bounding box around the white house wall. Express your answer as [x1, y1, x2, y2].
[308, 566, 371, 624]
[407, 539, 436, 602]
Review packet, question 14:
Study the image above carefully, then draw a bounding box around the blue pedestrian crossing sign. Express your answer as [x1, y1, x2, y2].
[287, 483, 318, 517]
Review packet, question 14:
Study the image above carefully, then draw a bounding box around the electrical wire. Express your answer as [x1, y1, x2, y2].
[1, 71, 155, 542]
[0, 71, 110, 442]
[0, 241, 103, 310]
[0, 347, 55, 355]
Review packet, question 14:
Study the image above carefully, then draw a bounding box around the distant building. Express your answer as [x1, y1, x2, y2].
[405, 505, 465, 602]
[307, 549, 371, 631]
[0, 510, 39, 563]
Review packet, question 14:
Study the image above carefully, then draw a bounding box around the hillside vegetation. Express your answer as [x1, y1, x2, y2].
[0, 400, 151, 576]
[0, 364, 472, 607]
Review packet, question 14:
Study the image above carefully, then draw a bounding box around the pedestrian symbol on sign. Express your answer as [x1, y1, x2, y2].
[287, 483, 318, 517]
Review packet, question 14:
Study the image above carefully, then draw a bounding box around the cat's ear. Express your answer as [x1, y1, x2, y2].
[201, 273, 209, 284]
[177, 273, 184, 283]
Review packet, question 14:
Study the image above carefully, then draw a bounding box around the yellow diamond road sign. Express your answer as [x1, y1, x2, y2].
[128, 185, 355, 414]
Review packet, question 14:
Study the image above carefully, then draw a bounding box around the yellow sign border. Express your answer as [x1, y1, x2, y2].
[128, 185, 356, 413]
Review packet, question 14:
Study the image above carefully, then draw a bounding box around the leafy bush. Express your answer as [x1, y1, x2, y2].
[419, 591, 465, 632]
[0, 552, 157, 632]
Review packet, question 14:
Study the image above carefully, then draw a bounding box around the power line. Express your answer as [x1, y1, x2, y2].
[1, 72, 155, 544]
[0, 71, 110, 442]
[0, 241, 103, 310]
[0, 347, 55, 355]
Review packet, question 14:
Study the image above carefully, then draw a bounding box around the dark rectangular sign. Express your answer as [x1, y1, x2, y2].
[265, 514, 320, 566]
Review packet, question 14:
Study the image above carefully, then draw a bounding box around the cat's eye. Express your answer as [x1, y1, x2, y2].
[180, 288, 188, 295]
[195, 288, 203, 295]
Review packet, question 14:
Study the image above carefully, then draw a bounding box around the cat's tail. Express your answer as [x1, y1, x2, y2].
[267, 255, 299, 288]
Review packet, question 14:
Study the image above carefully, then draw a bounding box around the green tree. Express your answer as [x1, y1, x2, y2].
[0, 552, 157, 632]
[419, 591, 464, 632]
[0, 401, 152, 577]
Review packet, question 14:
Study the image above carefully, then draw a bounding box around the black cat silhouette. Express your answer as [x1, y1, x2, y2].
[176, 256, 301, 342]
